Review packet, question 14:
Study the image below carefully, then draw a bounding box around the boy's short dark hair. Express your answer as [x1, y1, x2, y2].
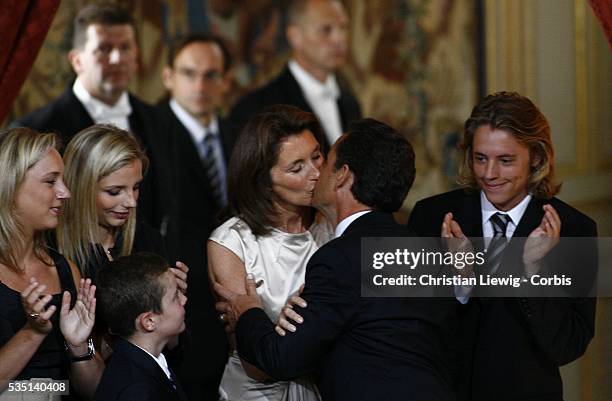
[97, 252, 169, 337]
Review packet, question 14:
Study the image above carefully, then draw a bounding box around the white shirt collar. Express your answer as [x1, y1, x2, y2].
[480, 191, 531, 231]
[132, 343, 172, 381]
[334, 210, 371, 238]
[72, 78, 132, 126]
[288, 60, 340, 100]
[169, 98, 219, 143]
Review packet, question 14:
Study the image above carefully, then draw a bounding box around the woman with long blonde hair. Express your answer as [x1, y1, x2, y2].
[57, 124, 188, 285]
[0, 128, 101, 398]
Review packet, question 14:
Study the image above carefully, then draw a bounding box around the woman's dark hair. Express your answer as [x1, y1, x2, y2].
[227, 105, 323, 235]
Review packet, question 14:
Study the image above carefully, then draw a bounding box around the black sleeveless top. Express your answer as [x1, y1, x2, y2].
[0, 248, 77, 380]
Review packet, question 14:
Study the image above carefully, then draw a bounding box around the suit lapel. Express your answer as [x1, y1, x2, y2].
[217, 118, 234, 162]
[63, 88, 94, 132]
[113, 337, 179, 395]
[455, 190, 484, 238]
[166, 103, 209, 184]
[280, 67, 314, 114]
[337, 91, 354, 132]
[513, 197, 544, 237]
[127, 94, 147, 145]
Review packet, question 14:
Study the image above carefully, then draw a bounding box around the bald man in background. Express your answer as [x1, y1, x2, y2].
[230, 0, 361, 152]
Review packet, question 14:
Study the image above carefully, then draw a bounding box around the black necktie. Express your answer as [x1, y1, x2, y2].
[485, 213, 510, 274]
[198, 132, 225, 208]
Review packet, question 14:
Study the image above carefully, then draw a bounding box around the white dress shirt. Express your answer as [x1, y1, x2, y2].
[133, 343, 172, 381]
[288, 60, 343, 145]
[480, 191, 532, 248]
[169, 99, 228, 203]
[335, 210, 371, 238]
[456, 192, 533, 303]
[72, 78, 131, 130]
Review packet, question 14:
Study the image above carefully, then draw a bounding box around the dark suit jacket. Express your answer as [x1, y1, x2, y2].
[12, 87, 175, 233]
[407, 189, 597, 401]
[94, 337, 188, 401]
[157, 101, 234, 398]
[229, 65, 362, 152]
[236, 211, 456, 401]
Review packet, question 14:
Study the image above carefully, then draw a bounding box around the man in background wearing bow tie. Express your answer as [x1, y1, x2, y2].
[230, 0, 361, 153]
[12, 4, 173, 234]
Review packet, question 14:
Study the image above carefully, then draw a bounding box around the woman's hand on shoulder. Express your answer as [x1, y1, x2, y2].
[275, 284, 307, 336]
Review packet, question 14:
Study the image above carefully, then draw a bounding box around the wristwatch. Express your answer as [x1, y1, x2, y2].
[65, 337, 96, 362]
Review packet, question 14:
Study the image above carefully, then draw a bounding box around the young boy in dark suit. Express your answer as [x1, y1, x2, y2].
[94, 252, 188, 401]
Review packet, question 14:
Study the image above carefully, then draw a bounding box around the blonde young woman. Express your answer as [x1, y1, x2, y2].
[0, 128, 101, 399]
[56, 124, 187, 287]
[56, 124, 188, 364]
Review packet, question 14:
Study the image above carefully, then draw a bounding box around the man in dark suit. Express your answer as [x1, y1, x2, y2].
[95, 253, 188, 401]
[230, 0, 361, 152]
[408, 92, 597, 401]
[159, 34, 235, 401]
[215, 119, 456, 401]
[12, 4, 172, 233]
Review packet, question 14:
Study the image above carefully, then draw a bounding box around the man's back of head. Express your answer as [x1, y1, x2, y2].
[314, 118, 415, 222]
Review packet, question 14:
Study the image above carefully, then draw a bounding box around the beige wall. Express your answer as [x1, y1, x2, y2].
[484, 1, 611, 399]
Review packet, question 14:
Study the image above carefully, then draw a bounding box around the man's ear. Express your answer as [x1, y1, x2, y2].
[219, 69, 232, 96]
[136, 311, 157, 333]
[286, 24, 302, 50]
[68, 49, 82, 75]
[335, 164, 353, 190]
[531, 154, 542, 168]
[162, 66, 173, 90]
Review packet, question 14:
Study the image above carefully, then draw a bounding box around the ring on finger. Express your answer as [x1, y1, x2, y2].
[28, 313, 40, 319]
[219, 314, 226, 322]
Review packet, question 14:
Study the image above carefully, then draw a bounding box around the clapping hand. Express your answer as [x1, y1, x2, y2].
[441, 212, 475, 277]
[523, 204, 561, 277]
[21, 278, 56, 335]
[275, 284, 307, 336]
[60, 278, 96, 349]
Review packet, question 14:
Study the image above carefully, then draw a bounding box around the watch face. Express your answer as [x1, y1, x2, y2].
[67, 338, 96, 361]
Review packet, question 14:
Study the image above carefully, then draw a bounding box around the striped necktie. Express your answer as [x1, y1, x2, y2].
[485, 213, 510, 274]
[198, 132, 225, 208]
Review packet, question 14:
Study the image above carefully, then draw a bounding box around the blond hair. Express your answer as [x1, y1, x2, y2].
[57, 124, 148, 277]
[459, 91, 560, 198]
[0, 128, 58, 272]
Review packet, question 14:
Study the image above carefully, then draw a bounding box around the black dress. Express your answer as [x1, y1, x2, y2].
[0, 248, 77, 380]
[82, 220, 167, 284]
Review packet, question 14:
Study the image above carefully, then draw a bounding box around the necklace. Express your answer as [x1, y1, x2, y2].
[103, 246, 114, 261]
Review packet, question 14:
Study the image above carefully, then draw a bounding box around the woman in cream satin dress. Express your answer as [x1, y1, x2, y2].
[208, 106, 332, 401]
